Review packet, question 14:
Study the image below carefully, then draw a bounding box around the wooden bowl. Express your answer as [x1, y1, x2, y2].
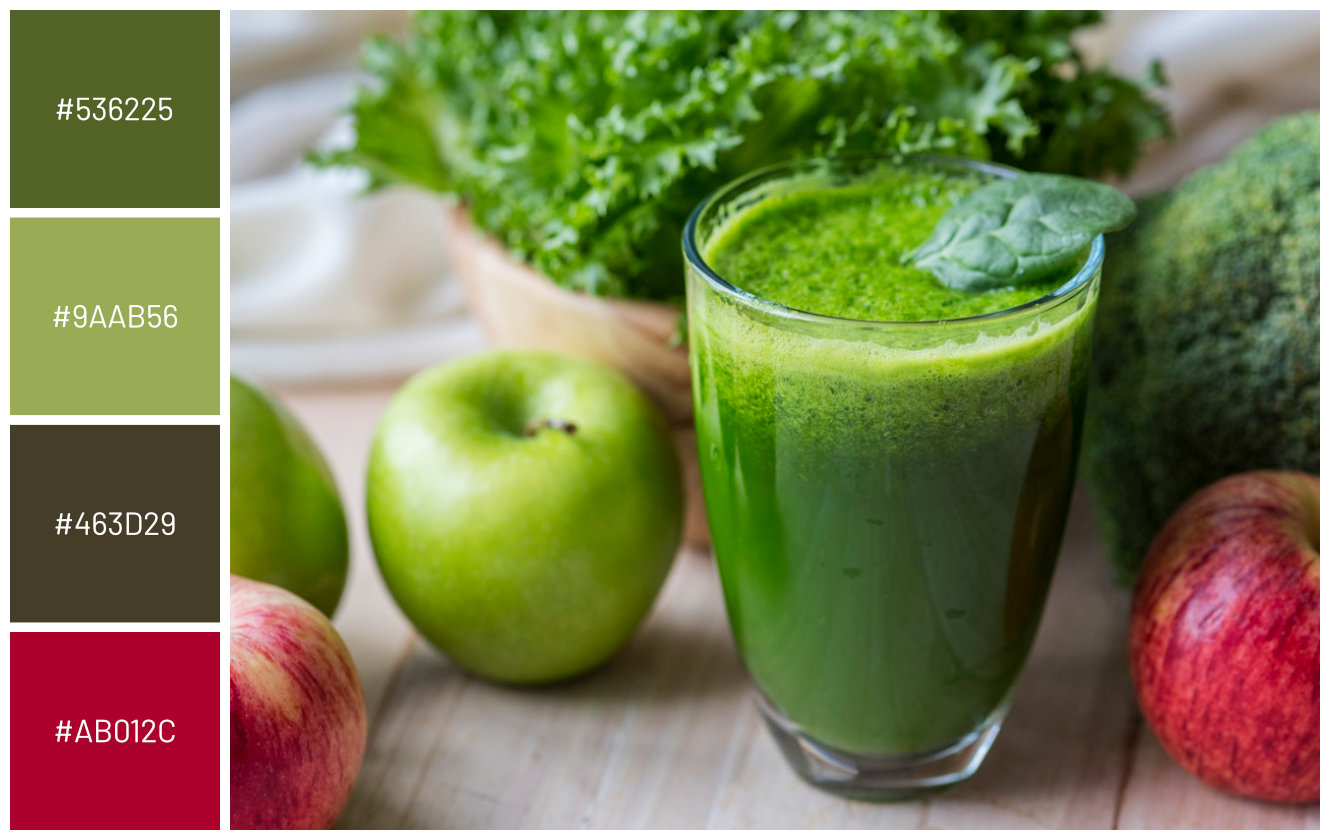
[443, 206, 709, 546]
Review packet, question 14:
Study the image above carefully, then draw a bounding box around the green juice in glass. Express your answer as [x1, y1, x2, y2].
[684, 158, 1101, 797]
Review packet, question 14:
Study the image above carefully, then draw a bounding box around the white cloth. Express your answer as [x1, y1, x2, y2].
[229, 10, 1319, 384]
[1082, 9, 1320, 194]
[229, 69, 483, 383]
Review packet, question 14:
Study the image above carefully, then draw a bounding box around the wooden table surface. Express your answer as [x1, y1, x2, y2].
[274, 380, 1319, 830]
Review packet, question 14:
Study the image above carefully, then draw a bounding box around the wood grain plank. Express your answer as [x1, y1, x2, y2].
[275, 383, 1318, 830]
[338, 551, 751, 828]
[576, 555, 753, 829]
[336, 494, 1159, 829]
[705, 704, 926, 829]
[1116, 727, 1319, 829]
[920, 494, 1135, 830]
[274, 384, 417, 720]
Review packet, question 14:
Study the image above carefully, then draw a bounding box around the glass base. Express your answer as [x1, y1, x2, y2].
[756, 694, 1007, 800]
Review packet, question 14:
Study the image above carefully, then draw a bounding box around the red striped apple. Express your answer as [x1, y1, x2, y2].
[230, 575, 367, 829]
[1129, 470, 1319, 803]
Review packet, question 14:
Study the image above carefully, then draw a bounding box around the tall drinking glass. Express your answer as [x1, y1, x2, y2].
[683, 157, 1102, 798]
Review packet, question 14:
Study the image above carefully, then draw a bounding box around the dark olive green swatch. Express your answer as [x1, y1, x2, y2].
[11, 218, 220, 415]
[10, 11, 220, 208]
[11, 426, 220, 623]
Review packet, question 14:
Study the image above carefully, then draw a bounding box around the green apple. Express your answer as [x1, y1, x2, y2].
[230, 376, 348, 616]
[366, 351, 683, 684]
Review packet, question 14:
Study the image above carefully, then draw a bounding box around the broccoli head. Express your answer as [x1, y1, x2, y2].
[1085, 111, 1320, 585]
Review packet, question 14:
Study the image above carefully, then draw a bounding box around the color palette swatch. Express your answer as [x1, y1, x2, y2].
[11, 426, 220, 623]
[11, 218, 220, 415]
[10, 632, 221, 829]
[10, 11, 221, 209]
[9, 10, 224, 830]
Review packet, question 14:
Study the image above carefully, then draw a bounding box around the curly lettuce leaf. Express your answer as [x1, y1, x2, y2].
[316, 11, 1168, 300]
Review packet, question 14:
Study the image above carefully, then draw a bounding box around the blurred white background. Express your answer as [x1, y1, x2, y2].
[229, 10, 1320, 385]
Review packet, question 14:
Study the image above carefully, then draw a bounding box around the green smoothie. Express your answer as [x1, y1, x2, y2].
[686, 159, 1099, 759]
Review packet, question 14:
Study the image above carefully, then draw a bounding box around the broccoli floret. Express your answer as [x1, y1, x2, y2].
[1085, 112, 1320, 586]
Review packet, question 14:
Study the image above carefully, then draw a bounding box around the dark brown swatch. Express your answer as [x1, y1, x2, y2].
[11, 425, 220, 622]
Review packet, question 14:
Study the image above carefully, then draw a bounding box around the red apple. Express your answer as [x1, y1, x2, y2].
[1129, 470, 1319, 803]
[230, 575, 367, 828]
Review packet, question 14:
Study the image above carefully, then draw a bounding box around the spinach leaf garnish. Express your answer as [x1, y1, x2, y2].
[907, 174, 1135, 292]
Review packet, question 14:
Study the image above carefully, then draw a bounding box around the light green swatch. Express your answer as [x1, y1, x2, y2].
[11, 218, 220, 414]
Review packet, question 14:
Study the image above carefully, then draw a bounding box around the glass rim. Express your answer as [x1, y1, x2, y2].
[681, 154, 1105, 328]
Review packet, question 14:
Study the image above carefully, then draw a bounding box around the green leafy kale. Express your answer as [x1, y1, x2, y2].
[318, 11, 1168, 300]
[1084, 112, 1320, 586]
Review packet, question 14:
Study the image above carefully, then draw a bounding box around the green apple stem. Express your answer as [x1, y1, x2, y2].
[524, 418, 579, 437]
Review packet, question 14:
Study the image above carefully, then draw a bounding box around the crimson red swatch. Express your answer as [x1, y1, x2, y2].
[11, 632, 220, 829]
